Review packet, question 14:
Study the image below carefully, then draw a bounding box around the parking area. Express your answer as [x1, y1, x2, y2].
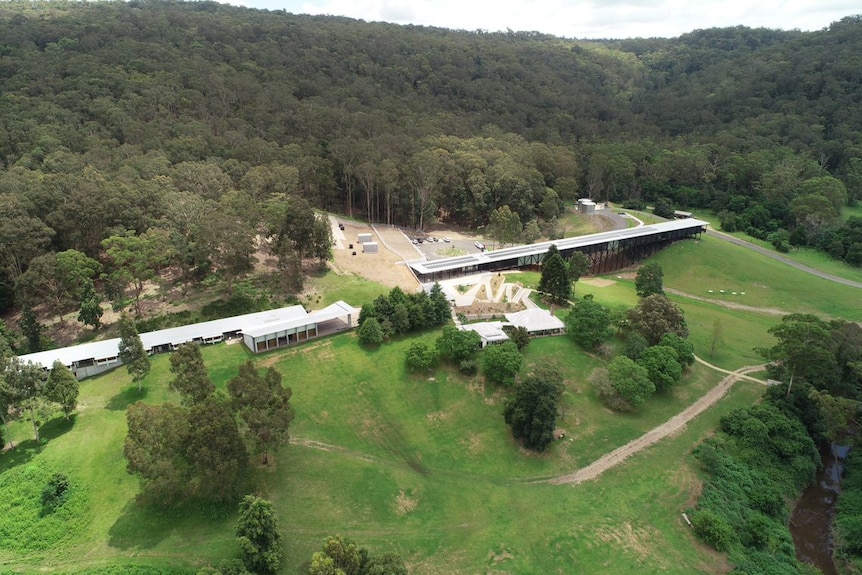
[408, 235, 485, 260]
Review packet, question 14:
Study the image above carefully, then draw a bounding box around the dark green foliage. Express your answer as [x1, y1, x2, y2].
[132, 311, 196, 334]
[634, 262, 664, 298]
[118, 313, 150, 391]
[20, 306, 44, 353]
[306, 535, 407, 575]
[627, 294, 688, 345]
[358, 286, 449, 343]
[538, 253, 571, 304]
[404, 342, 437, 374]
[201, 294, 270, 321]
[503, 364, 565, 452]
[357, 318, 384, 346]
[435, 326, 481, 364]
[606, 356, 654, 409]
[3, 358, 49, 442]
[124, 402, 191, 507]
[652, 197, 675, 219]
[169, 344, 216, 406]
[228, 362, 294, 465]
[690, 402, 823, 573]
[637, 345, 682, 393]
[458, 359, 478, 376]
[197, 559, 251, 575]
[506, 326, 531, 350]
[691, 509, 736, 551]
[758, 314, 857, 399]
[235, 495, 283, 574]
[567, 252, 591, 289]
[658, 333, 695, 367]
[362, 553, 408, 575]
[836, 450, 862, 558]
[564, 295, 612, 350]
[45, 360, 79, 419]
[40, 473, 71, 515]
[77, 280, 103, 329]
[185, 397, 249, 503]
[623, 332, 649, 361]
[481, 342, 522, 386]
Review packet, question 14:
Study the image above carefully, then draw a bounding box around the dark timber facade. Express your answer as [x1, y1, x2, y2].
[408, 219, 708, 283]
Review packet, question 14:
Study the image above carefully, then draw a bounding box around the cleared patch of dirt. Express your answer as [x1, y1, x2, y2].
[487, 545, 515, 563]
[580, 277, 616, 288]
[459, 433, 483, 456]
[595, 522, 663, 563]
[330, 221, 419, 291]
[395, 489, 418, 515]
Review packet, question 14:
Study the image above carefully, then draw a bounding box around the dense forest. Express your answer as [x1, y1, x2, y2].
[0, 0, 861, 323]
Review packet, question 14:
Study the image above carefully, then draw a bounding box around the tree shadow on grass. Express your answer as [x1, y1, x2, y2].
[106, 386, 148, 411]
[1, 415, 76, 472]
[108, 500, 174, 550]
[39, 414, 77, 441]
[1, 438, 41, 471]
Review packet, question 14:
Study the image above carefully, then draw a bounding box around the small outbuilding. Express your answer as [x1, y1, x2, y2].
[459, 322, 509, 348]
[357, 232, 373, 243]
[362, 241, 379, 254]
[577, 198, 596, 214]
[505, 308, 566, 337]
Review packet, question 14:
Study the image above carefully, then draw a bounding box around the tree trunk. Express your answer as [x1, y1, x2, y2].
[28, 404, 40, 443]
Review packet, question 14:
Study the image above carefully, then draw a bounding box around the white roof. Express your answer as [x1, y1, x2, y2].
[18, 303, 355, 369]
[505, 308, 566, 332]
[241, 300, 358, 338]
[408, 219, 708, 276]
[20, 337, 124, 368]
[459, 322, 509, 343]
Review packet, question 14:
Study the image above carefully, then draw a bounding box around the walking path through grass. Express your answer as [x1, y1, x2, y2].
[290, 353, 765, 488]
[544, 359, 764, 485]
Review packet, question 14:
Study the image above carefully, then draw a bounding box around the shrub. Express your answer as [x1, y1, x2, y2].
[40, 473, 71, 515]
[459, 359, 478, 376]
[691, 509, 736, 551]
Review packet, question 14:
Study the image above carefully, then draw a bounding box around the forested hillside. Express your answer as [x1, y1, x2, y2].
[0, 0, 860, 321]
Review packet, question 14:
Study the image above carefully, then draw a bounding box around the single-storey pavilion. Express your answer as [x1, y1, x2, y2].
[19, 301, 358, 379]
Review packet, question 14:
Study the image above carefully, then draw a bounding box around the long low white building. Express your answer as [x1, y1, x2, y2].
[18, 301, 358, 379]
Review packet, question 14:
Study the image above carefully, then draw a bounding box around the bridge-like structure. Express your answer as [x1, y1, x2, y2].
[408, 219, 708, 283]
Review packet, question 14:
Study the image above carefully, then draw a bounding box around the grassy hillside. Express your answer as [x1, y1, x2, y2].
[0, 331, 762, 575]
[4, 227, 859, 573]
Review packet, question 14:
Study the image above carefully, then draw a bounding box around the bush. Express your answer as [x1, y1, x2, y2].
[357, 318, 384, 346]
[459, 359, 478, 376]
[40, 473, 71, 515]
[691, 509, 736, 551]
[405, 342, 436, 373]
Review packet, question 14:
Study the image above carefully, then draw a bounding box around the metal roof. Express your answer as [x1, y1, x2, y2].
[241, 301, 359, 338]
[505, 308, 566, 332]
[408, 219, 708, 275]
[17, 303, 355, 369]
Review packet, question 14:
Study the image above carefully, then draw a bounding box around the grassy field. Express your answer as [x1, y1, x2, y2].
[5, 215, 856, 575]
[0, 332, 759, 575]
[689, 208, 862, 284]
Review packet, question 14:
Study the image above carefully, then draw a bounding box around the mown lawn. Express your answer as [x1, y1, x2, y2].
[651, 235, 862, 322]
[4, 213, 850, 575]
[0, 330, 753, 575]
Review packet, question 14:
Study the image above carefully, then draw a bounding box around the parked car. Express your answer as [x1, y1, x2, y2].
[474, 241, 485, 251]
[443, 237, 451, 243]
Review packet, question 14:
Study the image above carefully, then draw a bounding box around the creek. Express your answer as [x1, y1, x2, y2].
[790, 445, 849, 575]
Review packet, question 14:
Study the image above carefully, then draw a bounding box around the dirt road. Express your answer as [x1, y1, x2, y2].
[544, 360, 765, 486]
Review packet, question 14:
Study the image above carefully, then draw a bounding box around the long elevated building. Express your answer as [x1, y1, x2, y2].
[18, 301, 358, 379]
[408, 219, 708, 283]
